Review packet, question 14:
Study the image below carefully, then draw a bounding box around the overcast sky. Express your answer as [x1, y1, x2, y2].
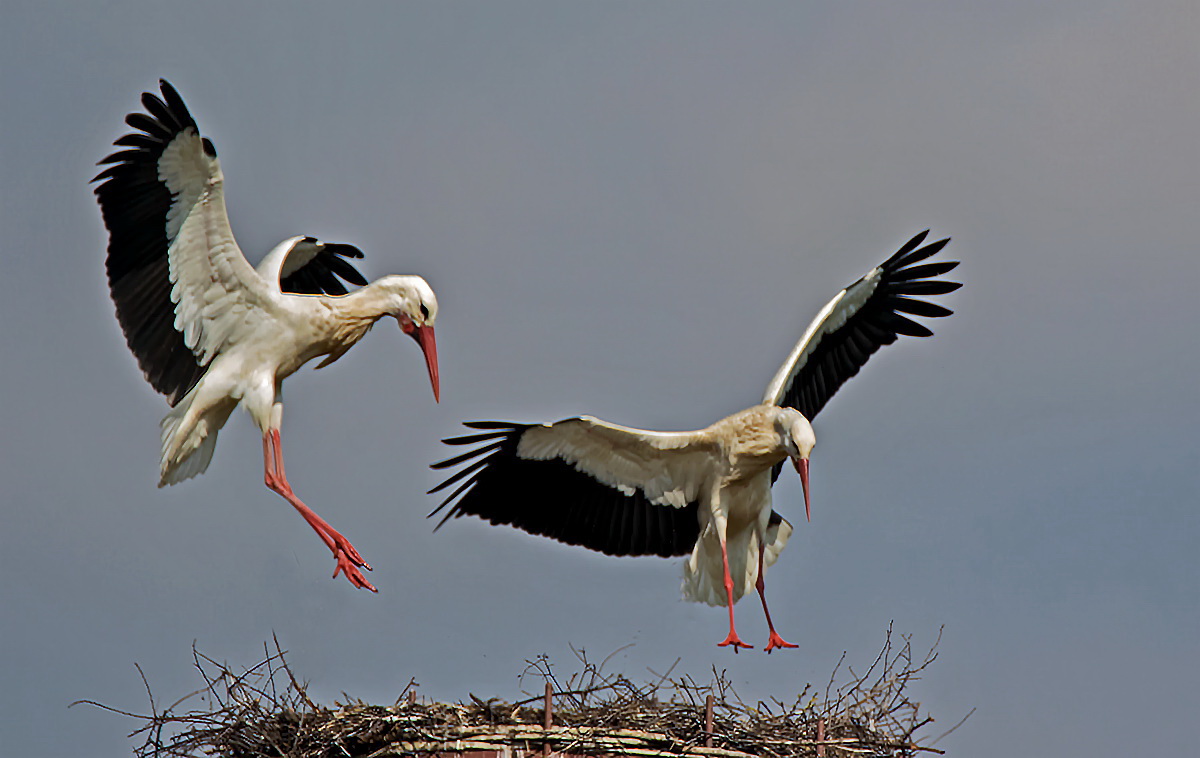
[2, 3, 1197, 756]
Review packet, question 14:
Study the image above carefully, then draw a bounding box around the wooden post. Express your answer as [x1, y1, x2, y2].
[408, 689, 417, 706]
[816, 717, 825, 758]
[704, 694, 714, 748]
[543, 681, 553, 757]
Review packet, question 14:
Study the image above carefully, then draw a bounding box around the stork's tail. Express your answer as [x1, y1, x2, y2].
[157, 390, 233, 487]
[681, 515, 793, 606]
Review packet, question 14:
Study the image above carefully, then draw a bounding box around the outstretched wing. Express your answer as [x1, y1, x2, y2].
[761, 230, 960, 420]
[94, 79, 273, 405]
[429, 417, 721, 557]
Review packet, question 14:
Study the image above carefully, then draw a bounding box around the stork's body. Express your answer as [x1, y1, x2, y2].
[674, 405, 811, 650]
[161, 272, 435, 486]
[96, 80, 440, 591]
[431, 231, 958, 648]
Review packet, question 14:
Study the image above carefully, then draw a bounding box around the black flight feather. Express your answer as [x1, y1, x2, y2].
[429, 422, 702, 558]
[769, 232, 960, 484]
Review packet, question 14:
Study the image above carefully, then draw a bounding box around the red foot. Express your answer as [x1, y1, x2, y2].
[327, 532, 370, 571]
[327, 533, 376, 592]
[764, 631, 798, 653]
[717, 631, 754, 651]
[332, 550, 377, 592]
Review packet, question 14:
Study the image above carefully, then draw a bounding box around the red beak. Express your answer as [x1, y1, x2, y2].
[793, 457, 810, 522]
[407, 324, 440, 402]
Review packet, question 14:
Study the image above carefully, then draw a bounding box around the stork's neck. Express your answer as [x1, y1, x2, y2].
[337, 282, 398, 321]
[315, 285, 395, 366]
[717, 405, 793, 480]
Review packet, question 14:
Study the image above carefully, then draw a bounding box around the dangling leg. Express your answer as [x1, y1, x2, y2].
[714, 516, 752, 650]
[756, 530, 796, 653]
[262, 413, 376, 592]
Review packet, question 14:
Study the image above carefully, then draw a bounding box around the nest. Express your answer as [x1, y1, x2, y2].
[78, 626, 966, 758]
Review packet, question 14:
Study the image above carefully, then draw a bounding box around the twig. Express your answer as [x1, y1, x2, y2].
[78, 627, 946, 758]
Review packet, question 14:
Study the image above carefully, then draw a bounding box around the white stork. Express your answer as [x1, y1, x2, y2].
[95, 80, 441, 592]
[429, 232, 958, 649]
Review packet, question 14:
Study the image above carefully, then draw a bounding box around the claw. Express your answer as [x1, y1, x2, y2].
[331, 546, 376, 592]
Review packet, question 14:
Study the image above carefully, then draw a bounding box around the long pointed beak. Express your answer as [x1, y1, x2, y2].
[409, 325, 440, 402]
[793, 457, 810, 522]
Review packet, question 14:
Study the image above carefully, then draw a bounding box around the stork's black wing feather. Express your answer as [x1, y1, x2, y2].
[771, 231, 960, 422]
[279, 241, 368, 296]
[428, 422, 702, 558]
[766, 231, 959, 482]
[94, 79, 207, 406]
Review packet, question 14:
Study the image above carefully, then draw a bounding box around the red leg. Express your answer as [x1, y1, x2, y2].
[263, 430, 376, 592]
[716, 538, 752, 651]
[757, 533, 796, 653]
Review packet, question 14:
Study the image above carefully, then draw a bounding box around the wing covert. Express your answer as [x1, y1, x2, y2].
[428, 419, 715, 557]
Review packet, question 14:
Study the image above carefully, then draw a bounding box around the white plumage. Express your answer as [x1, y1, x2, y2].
[96, 80, 441, 591]
[431, 231, 959, 650]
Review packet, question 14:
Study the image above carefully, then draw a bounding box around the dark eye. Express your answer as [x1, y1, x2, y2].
[419, 304, 430, 320]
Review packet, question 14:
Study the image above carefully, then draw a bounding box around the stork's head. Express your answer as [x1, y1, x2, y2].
[776, 407, 815, 522]
[375, 275, 440, 402]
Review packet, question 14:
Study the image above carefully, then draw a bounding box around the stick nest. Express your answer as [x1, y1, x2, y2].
[79, 626, 963, 758]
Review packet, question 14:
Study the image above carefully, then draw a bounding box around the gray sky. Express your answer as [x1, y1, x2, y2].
[2, 2, 1197, 756]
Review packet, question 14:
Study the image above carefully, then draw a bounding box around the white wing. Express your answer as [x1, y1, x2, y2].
[428, 417, 723, 557]
[156, 111, 273, 366]
[761, 231, 960, 419]
[518, 417, 716, 507]
[96, 80, 277, 396]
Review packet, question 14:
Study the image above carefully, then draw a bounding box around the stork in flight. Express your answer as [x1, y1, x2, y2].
[430, 232, 958, 649]
[94, 80, 440, 592]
